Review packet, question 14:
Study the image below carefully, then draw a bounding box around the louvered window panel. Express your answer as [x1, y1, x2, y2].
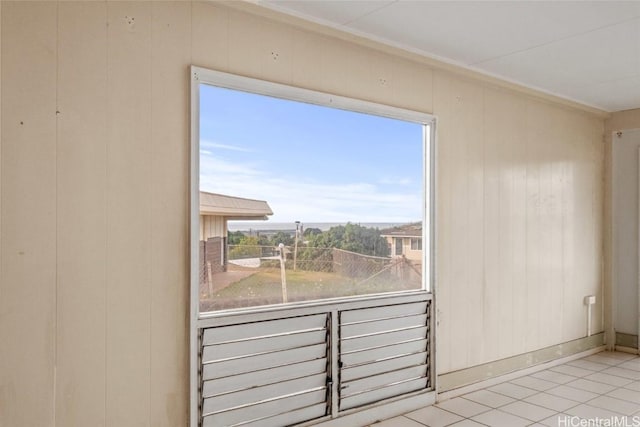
[338, 301, 431, 411]
[200, 314, 330, 427]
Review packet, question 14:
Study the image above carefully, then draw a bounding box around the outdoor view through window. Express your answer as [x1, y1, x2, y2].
[199, 82, 426, 312]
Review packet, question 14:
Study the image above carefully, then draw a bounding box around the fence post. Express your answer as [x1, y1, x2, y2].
[206, 261, 214, 297]
[278, 243, 288, 303]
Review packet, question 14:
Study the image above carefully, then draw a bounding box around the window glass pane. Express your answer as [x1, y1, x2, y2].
[411, 238, 422, 251]
[198, 83, 426, 312]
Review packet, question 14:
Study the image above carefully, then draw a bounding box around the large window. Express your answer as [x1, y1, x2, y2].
[190, 68, 436, 427]
[192, 70, 434, 314]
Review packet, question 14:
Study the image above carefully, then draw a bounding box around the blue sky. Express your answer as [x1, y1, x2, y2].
[199, 83, 424, 223]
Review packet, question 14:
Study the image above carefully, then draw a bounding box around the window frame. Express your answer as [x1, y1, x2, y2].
[190, 66, 437, 425]
[411, 238, 423, 251]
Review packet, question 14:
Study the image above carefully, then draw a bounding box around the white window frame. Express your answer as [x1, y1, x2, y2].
[190, 66, 437, 426]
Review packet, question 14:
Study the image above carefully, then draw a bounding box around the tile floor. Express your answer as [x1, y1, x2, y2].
[372, 351, 640, 427]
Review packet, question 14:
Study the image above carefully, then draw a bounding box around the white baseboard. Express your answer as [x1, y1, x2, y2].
[437, 345, 605, 402]
[614, 345, 640, 354]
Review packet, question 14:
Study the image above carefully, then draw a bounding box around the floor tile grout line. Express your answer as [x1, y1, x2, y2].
[384, 353, 640, 427]
[581, 372, 637, 387]
[435, 397, 495, 418]
[460, 388, 558, 425]
[562, 375, 640, 399]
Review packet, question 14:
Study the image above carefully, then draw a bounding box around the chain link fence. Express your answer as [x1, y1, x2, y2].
[201, 243, 422, 311]
[225, 244, 421, 283]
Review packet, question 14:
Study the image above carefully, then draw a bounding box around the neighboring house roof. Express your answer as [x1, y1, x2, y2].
[380, 222, 422, 238]
[199, 191, 273, 220]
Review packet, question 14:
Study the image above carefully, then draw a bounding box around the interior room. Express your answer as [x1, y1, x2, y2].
[1, 1, 640, 426]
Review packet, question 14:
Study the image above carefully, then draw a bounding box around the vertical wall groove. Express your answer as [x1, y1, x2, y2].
[56, 2, 108, 426]
[54, 2, 59, 424]
[0, 2, 57, 425]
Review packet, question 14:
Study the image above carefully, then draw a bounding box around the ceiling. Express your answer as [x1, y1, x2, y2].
[258, 1, 640, 113]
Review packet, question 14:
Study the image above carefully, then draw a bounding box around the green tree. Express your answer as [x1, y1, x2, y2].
[255, 232, 271, 246]
[306, 223, 389, 257]
[227, 230, 245, 245]
[269, 231, 294, 246]
[228, 235, 262, 259]
[303, 227, 322, 237]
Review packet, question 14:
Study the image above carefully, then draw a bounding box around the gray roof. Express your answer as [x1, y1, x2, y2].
[200, 191, 273, 220]
[380, 222, 422, 238]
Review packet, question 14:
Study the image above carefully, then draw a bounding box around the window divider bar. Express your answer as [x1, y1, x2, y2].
[330, 310, 339, 418]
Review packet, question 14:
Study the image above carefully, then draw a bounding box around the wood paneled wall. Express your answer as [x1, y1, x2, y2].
[0, 2, 604, 426]
[436, 78, 604, 372]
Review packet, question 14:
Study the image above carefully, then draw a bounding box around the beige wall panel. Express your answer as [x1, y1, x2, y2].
[504, 97, 530, 358]
[226, 10, 263, 80]
[0, 3, 57, 426]
[321, 38, 376, 103]
[522, 100, 579, 351]
[392, 59, 433, 114]
[574, 111, 604, 338]
[606, 109, 640, 136]
[56, 3, 108, 426]
[258, 19, 294, 85]
[433, 72, 485, 372]
[561, 109, 581, 343]
[591, 117, 605, 335]
[463, 81, 486, 368]
[523, 104, 603, 348]
[434, 83, 452, 375]
[191, 2, 228, 72]
[435, 75, 603, 373]
[605, 108, 640, 346]
[0, 7, 3, 423]
[550, 110, 573, 346]
[557, 110, 592, 341]
[482, 87, 528, 361]
[556, 108, 577, 343]
[499, 91, 529, 359]
[196, 3, 434, 113]
[105, 2, 152, 426]
[522, 99, 543, 353]
[538, 101, 558, 350]
[291, 27, 435, 113]
[582, 115, 606, 331]
[357, 50, 395, 106]
[291, 29, 327, 91]
[150, 3, 190, 426]
[227, 8, 296, 86]
[538, 104, 566, 349]
[523, 99, 556, 353]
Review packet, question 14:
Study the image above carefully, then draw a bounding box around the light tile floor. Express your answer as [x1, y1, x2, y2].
[372, 351, 640, 427]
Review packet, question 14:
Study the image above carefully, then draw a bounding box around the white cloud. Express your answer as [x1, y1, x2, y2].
[379, 176, 413, 186]
[200, 155, 422, 223]
[201, 139, 254, 153]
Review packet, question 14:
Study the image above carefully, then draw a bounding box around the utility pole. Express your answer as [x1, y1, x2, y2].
[293, 220, 300, 271]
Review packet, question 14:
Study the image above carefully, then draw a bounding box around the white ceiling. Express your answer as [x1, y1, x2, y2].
[258, 1, 640, 112]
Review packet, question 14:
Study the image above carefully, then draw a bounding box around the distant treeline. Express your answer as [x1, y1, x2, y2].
[228, 223, 389, 257]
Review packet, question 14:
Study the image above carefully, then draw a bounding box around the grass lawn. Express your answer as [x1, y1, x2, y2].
[200, 267, 420, 312]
